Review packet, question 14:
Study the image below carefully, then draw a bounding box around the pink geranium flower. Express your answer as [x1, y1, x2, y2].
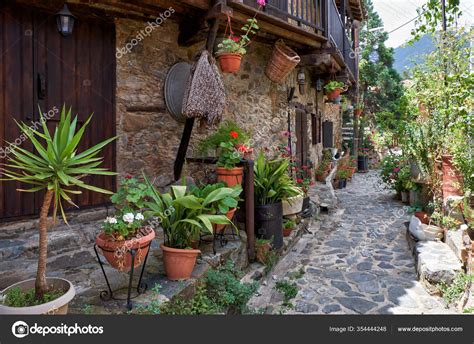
[257, 0, 266, 6]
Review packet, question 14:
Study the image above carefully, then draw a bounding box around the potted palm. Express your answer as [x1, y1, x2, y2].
[254, 152, 300, 249]
[324, 81, 346, 102]
[0, 107, 116, 314]
[144, 175, 235, 280]
[198, 121, 252, 187]
[96, 176, 155, 271]
[216, 17, 259, 73]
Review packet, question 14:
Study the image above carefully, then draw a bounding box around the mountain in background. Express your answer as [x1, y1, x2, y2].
[393, 34, 434, 76]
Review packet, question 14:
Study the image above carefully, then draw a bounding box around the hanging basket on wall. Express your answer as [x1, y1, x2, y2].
[264, 40, 301, 84]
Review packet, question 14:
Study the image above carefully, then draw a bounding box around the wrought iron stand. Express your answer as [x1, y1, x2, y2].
[200, 226, 240, 255]
[93, 243, 151, 310]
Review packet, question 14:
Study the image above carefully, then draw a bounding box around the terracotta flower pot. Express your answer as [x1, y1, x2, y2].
[0, 278, 75, 315]
[161, 244, 200, 280]
[283, 227, 294, 237]
[214, 207, 237, 233]
[326, 88, 343, 101]
[354, 108, 363, 117]
[217, 53, 242, 73]
[441, 155, 463, 200]
[414, 211, 429, 225]
[95, 227, 155, 271]
[255, 242, 271, 264]
[216, 166, 244, 187]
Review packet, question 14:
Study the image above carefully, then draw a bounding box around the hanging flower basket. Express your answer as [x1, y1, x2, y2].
[265, 39, 301, 84]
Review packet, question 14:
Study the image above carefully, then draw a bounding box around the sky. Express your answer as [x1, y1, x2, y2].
[372, 0, 474, 48]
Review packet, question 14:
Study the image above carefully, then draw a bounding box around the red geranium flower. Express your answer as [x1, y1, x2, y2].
[231, 36, 239, 43]
[230, 131, 239, 139]
[124, 173, 133, 180]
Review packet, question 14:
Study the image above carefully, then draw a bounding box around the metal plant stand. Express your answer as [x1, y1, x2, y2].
[93, 243, 151, 310]
[200, 226, 240, 255]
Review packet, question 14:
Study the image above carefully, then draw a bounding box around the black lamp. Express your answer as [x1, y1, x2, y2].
[55, 4, 76, 37]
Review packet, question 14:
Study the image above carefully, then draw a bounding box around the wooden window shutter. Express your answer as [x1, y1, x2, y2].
[322, 120, 333, 148]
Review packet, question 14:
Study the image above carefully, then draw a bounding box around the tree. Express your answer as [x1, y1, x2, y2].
[358, 0, 404, 138]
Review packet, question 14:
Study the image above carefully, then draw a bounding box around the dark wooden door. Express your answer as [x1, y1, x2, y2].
[323, 120, 333, 148]
[0, 3, 116, 221]
[295, 108, 308, 167]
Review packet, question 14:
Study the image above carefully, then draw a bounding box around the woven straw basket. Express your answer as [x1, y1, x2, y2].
[265, 40, 301, 84]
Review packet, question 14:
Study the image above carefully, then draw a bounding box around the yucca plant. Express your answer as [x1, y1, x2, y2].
[254, 151, 300, 206]
[0, 106, 116, 300]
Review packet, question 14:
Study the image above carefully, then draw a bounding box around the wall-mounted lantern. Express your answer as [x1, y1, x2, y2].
[55, 4, 76, 37]
[316, 78, 323, 92]
[297, 69, 306, 95]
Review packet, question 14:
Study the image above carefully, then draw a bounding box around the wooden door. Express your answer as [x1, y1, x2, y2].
[0, 3, 116, 221]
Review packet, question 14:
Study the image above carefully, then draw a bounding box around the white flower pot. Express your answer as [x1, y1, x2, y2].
[282, 194, 304, 216]
[0, 278, 75, 314]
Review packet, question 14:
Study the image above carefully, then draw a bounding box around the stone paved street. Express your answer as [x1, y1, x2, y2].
[249, 171, 453, 314]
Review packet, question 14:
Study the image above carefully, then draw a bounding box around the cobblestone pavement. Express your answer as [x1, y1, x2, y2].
[249, 171, 453, 314]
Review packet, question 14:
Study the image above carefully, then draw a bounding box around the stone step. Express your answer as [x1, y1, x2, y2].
[445, 230, 466, 263]
[415, 241, 463, 285]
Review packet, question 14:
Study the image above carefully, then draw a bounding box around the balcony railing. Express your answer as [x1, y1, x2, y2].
[243, 0, 324, 32]
[326, 0, 356, 78]
[242, 0, 357, 79]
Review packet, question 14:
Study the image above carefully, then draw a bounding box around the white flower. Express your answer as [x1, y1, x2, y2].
[460, 224, 468, 231]
[135, 213, 144, 221]
[123, 213, 135, 223]
[104, 217, 117, 224]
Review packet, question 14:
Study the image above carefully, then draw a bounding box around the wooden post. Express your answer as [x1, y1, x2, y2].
[244, 159, 255, 261]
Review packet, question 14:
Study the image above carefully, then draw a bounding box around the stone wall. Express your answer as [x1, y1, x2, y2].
[115, 17, 342, 186]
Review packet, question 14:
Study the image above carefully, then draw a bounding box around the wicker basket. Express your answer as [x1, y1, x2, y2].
[265, 40, 301, 84]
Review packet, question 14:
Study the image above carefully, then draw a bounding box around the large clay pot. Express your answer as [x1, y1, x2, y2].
[255, 202, 283, 249]
[214, 207, 237, 233]
[442, 155, 463, 200]
[216, 166, 244, 187]
[0, 278, 75, 315]
[95, 228, 155, 271]
[217, 53, 242, 73]
[282, 194, 304, 216]
[161, 244, 201, 280]
[326, 88, 343, 101]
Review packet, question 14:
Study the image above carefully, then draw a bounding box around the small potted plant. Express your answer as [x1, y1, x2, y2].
[144, 175, 234, 280]
[255, 238, 272, 264]
[354, 102, 364, 117]
[410, 203, 429, 225]
[189, 182, 242, 233]
[283, 219, 296, 237]
[198, 121, 252, 187]
[324, 81, 346, 102]
[336, 169, 350, 189]
[0, 107, 116, 314]
[216, 17, 259, 73]
[254, 152, 300, 249]
[95, 176, 156, 271]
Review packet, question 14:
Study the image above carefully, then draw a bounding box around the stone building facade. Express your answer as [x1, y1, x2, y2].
[115, 16, 343, 187]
